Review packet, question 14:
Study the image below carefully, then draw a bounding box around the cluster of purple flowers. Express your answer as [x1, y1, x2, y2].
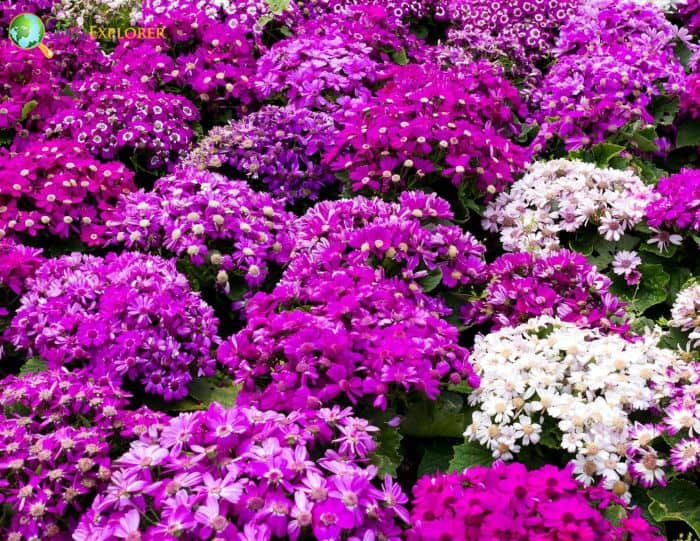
[109, 167, 296, 289]
[325, 60, 529, 196]
[0, 369, 166, 540]
[7, 251, 219, 400]
[409, 462, 662, 540]
[646, 169, 700, 242]
[255, 32, 384, 112]
[288, 192, 486, 291]
[219, 262, 477, 411]
[461, 250, 629, 333]
[0, 40, 71, 137]
[74, 402, 408, 541]
[531, 0, 685, 151]
[44, 83, 199, 171]
[0, 139, 135, 246]
[440, 0, 578, 82]
[0, 239, 44, 300]
[185, 105, 339, 202]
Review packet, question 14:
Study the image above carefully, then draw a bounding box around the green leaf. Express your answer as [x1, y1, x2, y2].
[651, 95, 680, 126]
[417, 440, 455, 477]
[676, 41, 694, 69]
[371, 425, 403, 477]
[401, 393, 470, 438]
[591, 143, 625, 167]
[667, 267, 692, 304]
[391, 48, 409, 66]
[648, 480, 700, 536]
[448, 439, 493, 472]
[629, 128, 659, 153]
[266, 0, 290, 13]
[630, 316, 655, 335]
[676, 120, 700, 149]
[612, 263, 670, 313]
[20, 100, 38, 122]
[19, 357, 47, 375]
[419, 267, 443, 293]
[634, 263, 672, 312]
[187, 377, 240, 408]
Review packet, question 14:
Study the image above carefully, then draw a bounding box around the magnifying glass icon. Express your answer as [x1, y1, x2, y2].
[8, 13, 54, 59]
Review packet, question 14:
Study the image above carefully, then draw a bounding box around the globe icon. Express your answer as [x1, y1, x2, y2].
[9, 13, 45, 49]
[8, 13, 54, 58]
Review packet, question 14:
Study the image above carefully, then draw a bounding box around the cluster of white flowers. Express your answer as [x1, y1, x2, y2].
[627, 0, 688, 12]
[670, 283, 700, 347]
[52, 0, 143, 26]
[464, 316, 677, 496]
[483, 159, 656, 253]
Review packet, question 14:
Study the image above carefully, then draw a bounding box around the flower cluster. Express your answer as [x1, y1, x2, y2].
[218, 263, 477, 411]
[0, 39, 71, 139]
[461, 250, 628, 333]
[52, 0, 142, 27]
[0, 368, 164, 540]
[669, 282, 700, 348]
[143, 0, 300, 35]
[646, 169, 700, 245]
[0, 239, 44, 299]
[297, 0, 430, 28]
[185, 105, 339, 202]
[464, 317, 676, 494]
[7, 251, 219, 400]
[326, 60, 529, 197]
[45, 86, 199, 171]
[109, 167, 296, 289]
[288, 192, 486, 290]
[627, 359, 700, 487]
[531, 0, 686, 151]
[440, 0, 578, 82]
[0, 139, 136, 246]
[74, 402, 408, 541]
[484, 159, 654, 253]
[409, 462, 662, 540]
[255, 33, 383, 112]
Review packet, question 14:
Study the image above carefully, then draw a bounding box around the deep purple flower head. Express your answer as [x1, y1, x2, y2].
[0, 139, 136, 246]
[218, 261, 478, 412]
[531, 0, 686, 152]
[185, 105, 339, 202]
[287, 192, 487, 291]
[109, 167, 296, 290]
[44, 83, 199, 172]
[646, 169, 700, 243]
[255, 32, 384, 113]
[409, 462, 663, 541]
[74, 403, 407, 541]
[439, 0, 578, 83]
[0, 239, 44, 298]
[461, 250, 629, 334]
[7, 251, 219, 400]
[325, 60, 529, 197]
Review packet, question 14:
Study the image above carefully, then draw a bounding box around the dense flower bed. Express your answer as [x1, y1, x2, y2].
[1, 0, 699, 539]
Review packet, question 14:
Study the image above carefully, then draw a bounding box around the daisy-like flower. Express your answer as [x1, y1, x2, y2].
[612, 250, 642, 279]
[647, 228, 683, 252]
[670, 438, 700, 472]
[630, 450, 666, 487]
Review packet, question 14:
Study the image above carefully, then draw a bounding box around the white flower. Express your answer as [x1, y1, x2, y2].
[612, 250, 641, 277]
[484, 159, 654, 253]
[669, 283, 700, 347]
[464, 316, 678, 487]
